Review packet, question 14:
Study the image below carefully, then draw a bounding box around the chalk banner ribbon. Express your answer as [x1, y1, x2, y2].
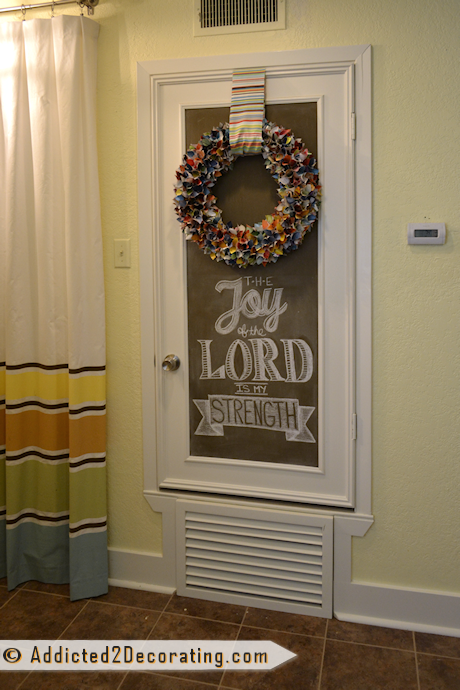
[193, 395, 315, 443]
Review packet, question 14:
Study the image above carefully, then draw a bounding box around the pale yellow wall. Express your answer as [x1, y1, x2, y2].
[1, 0, 459, 592]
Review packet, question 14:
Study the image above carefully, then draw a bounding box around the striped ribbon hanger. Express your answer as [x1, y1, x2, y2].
[229, 68, 266, 156]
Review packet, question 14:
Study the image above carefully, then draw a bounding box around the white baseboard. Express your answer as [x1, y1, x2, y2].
[108, 547, 175, 594]
[335, 581, 460, 638]
[109, 503, 460, 637]
[334, 516, 460, 638]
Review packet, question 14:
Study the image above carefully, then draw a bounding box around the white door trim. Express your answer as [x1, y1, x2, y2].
[138, 44, 371, 515]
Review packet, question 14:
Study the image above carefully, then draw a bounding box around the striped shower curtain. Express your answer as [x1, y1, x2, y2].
[0, 16, 107, 600]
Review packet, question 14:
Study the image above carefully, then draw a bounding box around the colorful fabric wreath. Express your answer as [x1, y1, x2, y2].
[174, 120, 321, 267]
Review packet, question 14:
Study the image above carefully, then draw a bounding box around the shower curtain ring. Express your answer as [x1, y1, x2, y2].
[51, 0, 55, 17]
[21, 4, 26, 21]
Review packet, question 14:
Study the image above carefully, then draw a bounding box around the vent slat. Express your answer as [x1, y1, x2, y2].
[185, 520, 323, 545]
[187, 556, 322, 581]
[187, 566, 322, 592]
[186, 531, 322, 555]
[199, 0, 280, 28]
[179, 507, 332, 616]
[186, 538, 322, 562]
[183, 509, 327, 612]
[186, 547, 322, 570]
[187, 513, 323, 537]
[187, 577, 322, 605]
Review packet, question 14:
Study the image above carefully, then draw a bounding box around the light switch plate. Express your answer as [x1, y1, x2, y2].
[114, 239, 131, 267]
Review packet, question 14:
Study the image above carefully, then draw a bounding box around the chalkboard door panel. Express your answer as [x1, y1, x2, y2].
[150, 60, 355, 507]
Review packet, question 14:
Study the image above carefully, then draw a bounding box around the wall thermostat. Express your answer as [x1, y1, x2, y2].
[407, 222, 446, 245]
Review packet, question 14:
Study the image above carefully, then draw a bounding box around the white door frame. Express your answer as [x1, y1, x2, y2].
[138, 45, 372, 518]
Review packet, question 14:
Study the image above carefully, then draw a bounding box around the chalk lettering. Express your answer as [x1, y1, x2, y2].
[198, 340, 225, 379]
[237, 324, 265, 338]
[199, 338, 314, 383]
[214, 278, 287, 334]
[194, 394, 316, 443]
[281, 339, 314, 383]
[225, 339, 252, 381]
[249, 338, 284, 382]
[211, 397, 224, 424]
[244, 276, 273, 287]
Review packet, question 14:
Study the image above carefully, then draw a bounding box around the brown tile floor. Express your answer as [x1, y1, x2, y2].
[0, 579, 459, 689]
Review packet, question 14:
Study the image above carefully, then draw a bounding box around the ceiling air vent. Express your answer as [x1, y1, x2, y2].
[194, 0, 286, 36]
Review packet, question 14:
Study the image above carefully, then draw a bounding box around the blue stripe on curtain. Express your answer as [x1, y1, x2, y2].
[70, 531, 108, 601]
[6, 522, 70, 587]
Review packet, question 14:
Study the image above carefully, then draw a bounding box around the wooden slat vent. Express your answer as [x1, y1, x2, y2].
[184, 511, 324, 607]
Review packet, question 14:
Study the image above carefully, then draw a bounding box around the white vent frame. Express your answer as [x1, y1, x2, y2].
[176, 500, 333, 617]
[193, 0, 286, 36]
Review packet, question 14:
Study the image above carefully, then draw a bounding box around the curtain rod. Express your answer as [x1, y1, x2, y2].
[0, 0, 99, 16]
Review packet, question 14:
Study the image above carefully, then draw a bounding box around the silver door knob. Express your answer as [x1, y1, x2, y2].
[162, 354, 180, 371]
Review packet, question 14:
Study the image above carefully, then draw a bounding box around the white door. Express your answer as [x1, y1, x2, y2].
[139, 49, 369, 509]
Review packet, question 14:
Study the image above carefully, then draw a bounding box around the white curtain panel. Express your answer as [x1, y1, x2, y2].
[0, 16, 107, 600]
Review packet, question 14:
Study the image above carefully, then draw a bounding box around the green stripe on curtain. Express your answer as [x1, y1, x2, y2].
[0, 16, 107, 600]
[69, 467, 107, 525]
[6, 462, 70, 515]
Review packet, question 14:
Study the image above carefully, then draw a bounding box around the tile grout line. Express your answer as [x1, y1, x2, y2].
[140, 601, 232, 690]
[163, 592, 174, 610]
[141, 601, 428, 652]
[142, 601, 170, 640]
[147, 671, 222, 689]
[56, 598, 91, 640]
[155, 608, 248, 629]
[144, 600, 247, 689]
[321, 636, 421, 654]
[237, 625, 336, 641]
[14, 670, 33, 690]
[115, 670, 130, 690]
[92, 594, 174, 612]
[116, 592, 174, 651]
[54, 591, 174, 642]
[1, 585, 78, 688]
[417, 650, 460, 660]
[107, 593, 212, 690]
[20, 589, 71, 600]
[49, 593, 173, 689]
[146, 591, 174, 638]
[144, 670, 222, 689]
[0, 586, 22, 609]
[316, 618, 328, 689]
[217, 605, 248, 690]
[154, 591, 174, 620]
[414, 631, 421, 690]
